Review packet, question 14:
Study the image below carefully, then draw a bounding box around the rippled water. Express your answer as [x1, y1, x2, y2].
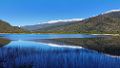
[0, 34, 120, 68]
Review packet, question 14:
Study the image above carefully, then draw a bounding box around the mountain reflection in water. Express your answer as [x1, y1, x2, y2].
[33, 36, 120, 56]
[0, 34, 120, 68]
[0, 38, 11, 47]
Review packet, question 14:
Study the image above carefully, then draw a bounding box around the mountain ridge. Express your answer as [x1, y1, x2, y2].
[0, 9, 120, 34]
[22, 10, 120, 34]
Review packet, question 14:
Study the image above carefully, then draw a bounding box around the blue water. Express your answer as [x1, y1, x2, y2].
[0, 34, 98, 40]
[0, 34, 120, 68]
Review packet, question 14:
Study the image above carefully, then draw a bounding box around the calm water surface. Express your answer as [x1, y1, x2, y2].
[0, 34, 120, 68]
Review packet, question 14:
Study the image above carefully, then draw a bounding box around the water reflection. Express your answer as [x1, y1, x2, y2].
[32, 36, 120, 56]
[0, 34, 119, 68]
[0, 38, 11, 47]
[0, 41, 120, 68]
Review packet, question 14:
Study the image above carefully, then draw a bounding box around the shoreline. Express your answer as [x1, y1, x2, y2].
[0, 33, 119, 36]
[91, 34, 120, 36]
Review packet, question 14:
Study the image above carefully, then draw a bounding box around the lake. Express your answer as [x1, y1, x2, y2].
[0, 34, 120, 68]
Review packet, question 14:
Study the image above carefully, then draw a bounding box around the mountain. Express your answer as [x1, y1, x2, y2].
[0, 20, 27, 33]
[22, 19, 83, 32]
[23, 10, 120, 34]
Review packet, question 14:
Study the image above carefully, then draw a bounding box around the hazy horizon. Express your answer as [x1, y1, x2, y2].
[0, 0, 120, 26]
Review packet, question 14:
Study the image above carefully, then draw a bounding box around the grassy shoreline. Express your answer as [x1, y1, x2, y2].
[0, 33, 119, 37]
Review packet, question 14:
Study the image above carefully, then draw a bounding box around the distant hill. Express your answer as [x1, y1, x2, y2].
[22, 19, 82, 32]
[0, 20, 27, 33]
[22, 10, 120, 34]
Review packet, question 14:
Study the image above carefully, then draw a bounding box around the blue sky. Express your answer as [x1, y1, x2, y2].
[0, 0, 120, 26]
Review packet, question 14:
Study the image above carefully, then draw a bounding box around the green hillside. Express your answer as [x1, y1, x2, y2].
[0, 20, 27, 33]
[1, 11, 120, 34]
[33, 11, 120, 34]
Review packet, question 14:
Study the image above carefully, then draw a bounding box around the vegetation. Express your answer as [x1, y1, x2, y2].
[0, 20, 29, 33]
[0, 11, 120, 34]
[29, 11, 120, 34]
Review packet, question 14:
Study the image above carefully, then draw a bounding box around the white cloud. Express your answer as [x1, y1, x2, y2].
[102, 9, 120, 14]
[43, 18, 84, 24]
